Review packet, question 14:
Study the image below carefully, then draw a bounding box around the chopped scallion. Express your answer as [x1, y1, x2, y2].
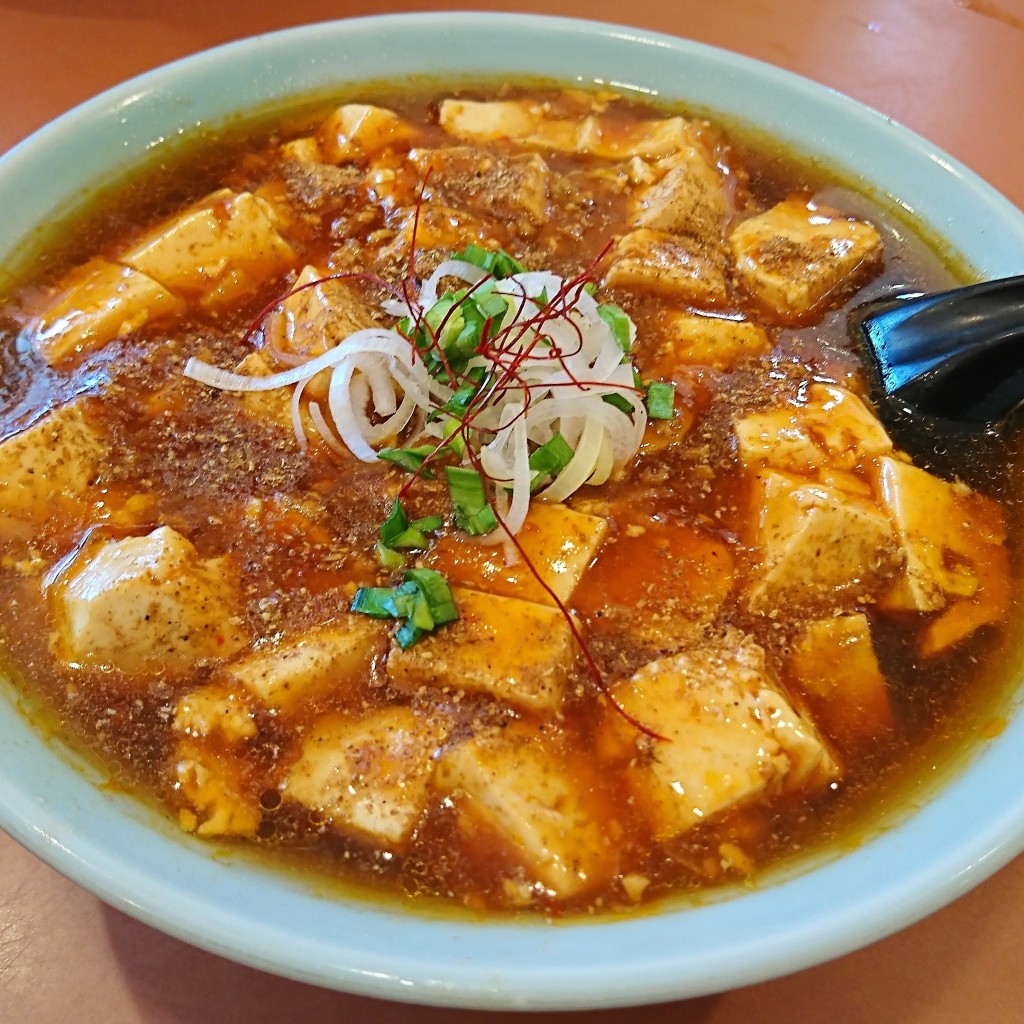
[379, 500, 442, 550]
[378, 445, 437, 477]
[350, 586, 402, 619]
[440, 417, 467, 458]
[602, 392, 634, 415]
[404, 567, 459, 625]
[645, 381, 676, 420]
[440, 366, 488, 416]
[374, 542, 405, 570]
[445, 466, 499, 535]
[350, 568, 460, 649]
[452, 243, 525, 279]
[394, 619, 425, 649]
[597, 303, 633, 355]
[410, 514, 443, 533]
[379, 499, 410, 548]
[528, 432, 574, 490]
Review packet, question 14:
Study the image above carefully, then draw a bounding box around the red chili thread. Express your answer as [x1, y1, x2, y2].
[461, 443, 667, 743]
[237, 176, 658, 738]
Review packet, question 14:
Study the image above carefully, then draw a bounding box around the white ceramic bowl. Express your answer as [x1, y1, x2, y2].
[2, 13, 1023, 1011]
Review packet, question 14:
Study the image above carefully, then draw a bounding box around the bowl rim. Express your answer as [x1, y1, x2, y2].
[1, 11, 1024, 1011]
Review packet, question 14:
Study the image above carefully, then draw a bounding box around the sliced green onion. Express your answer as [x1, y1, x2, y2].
[384, 584, 419, 621]
[379, 500, 410, 547]
[440, 417, 467, 458]
[452, 243, 525, 279]
[374, 542, 405, 570]
[350, 586, 402, 619]
[602, 392, 634, 415]
[403, 568, 459, 625]
[446, 466, 499, 535]
[440, 366, 488, 416]
[597, 303, 633, 355]
[424, 292, 461, 334]
[350, 568, 460, 649]
[409, 591, 435, 630]
[528, 432, 574, 490]
[394, 619, 425, 649]
[475, 290, 510, 322]
[378, 445, 437, 477]
[388, 531, 425, 550]
[391, 515, 444, 551]
[410, 514, 443, 533]
[646, 381, 676, 420]
[379, 500, 443, 550]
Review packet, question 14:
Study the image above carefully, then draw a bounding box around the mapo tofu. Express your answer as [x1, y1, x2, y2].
[0, 83, 1018, 916]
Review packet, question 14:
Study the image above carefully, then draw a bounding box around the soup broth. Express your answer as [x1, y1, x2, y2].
[0, 83, 1018, 915]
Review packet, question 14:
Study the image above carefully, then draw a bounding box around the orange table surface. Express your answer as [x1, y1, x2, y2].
[2, 1, 1024, 1021]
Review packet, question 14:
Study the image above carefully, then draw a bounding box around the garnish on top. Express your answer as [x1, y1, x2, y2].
[184, 243, 674, 656]
[184, 243, 672, 539]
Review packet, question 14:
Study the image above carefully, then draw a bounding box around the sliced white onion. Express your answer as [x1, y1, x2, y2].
[325, 362, 377, 462]
[587, 431, 615, 487]
[290, 375, 310, 453]
[504, 415, 532, 537]
[539, 416, 607, 503]
[308, 401, 350, 459]
[418, 259, 489, 311]
[185, 262, 651, 535]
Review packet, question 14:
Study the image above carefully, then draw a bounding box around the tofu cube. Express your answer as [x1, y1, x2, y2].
[437, 98, 580, 152]
[734, 407, 825, 477]
[648, 311, 770, 375]
[29, 259, 185, 364]
[575, 114, 697, 160]
[281, 135, 322, 164]
[224, 616, 383, 713]
[121, 188, 296, 310]
[438, 725, 618, 898]
[265, 264, 375, 356]
[173, 737, 261, 838]
[171, 682, 262, 838]
[604, 229, 729, 307]
[801, 384, 894, 469]
[410, 146, 550, 227]
[52, 525, 247, 675]
[918, 549, 1010, 657]
[437, 98, 695, 159]
[609, 635, 839, 839]
[318, 104, 419, 162]
[877, 455, 1006, 614]
[230, 350, 304, 435]
[388, 203, 500, 256]
[386, 587, 575, 712]
[423, 502, 607, 607]
[787, 614, 894, 747]
[174, 682, 258, 743]
[734, 384, 893, 476]
[0, 399, 105, 520]
[729, 197, 883, 322]
[747, 470, 899, 612]
[633, 146, 729, 245]
[261, 263, 375, 401]
[285, 707, 447, 848]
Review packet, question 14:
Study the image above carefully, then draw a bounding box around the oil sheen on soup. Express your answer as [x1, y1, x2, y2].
[0, 85, 1017, 915]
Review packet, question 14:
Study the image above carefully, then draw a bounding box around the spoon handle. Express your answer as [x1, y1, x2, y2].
[854, 274, 1024, 424]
